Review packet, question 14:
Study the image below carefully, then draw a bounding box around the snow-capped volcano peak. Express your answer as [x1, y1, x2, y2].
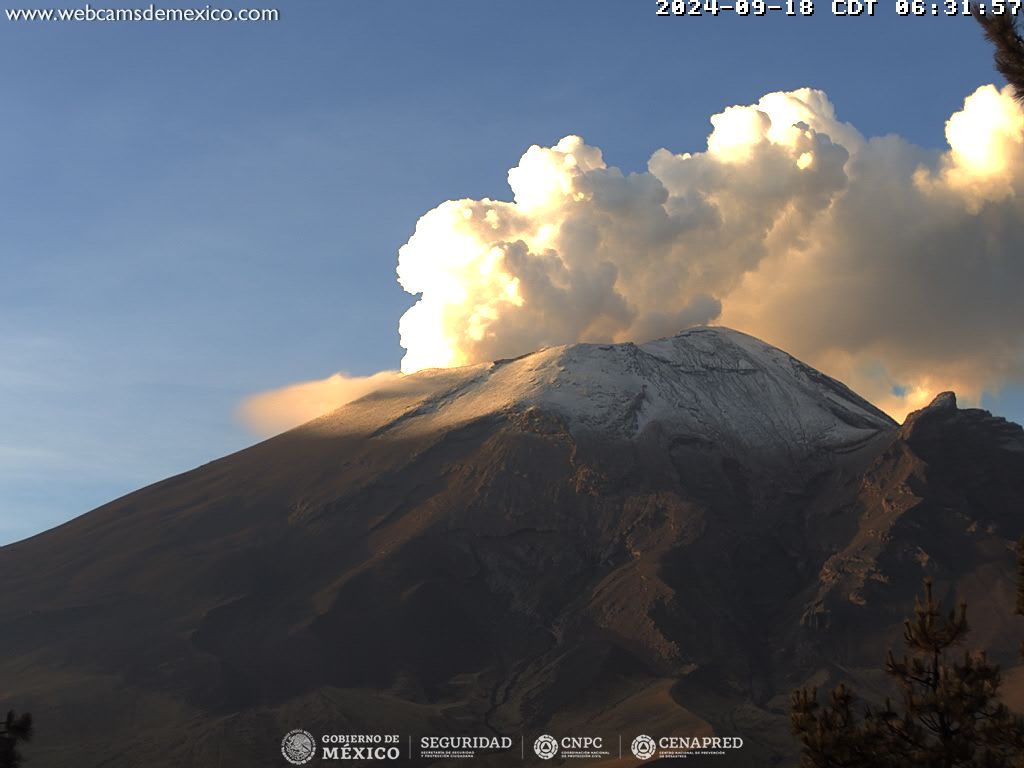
[310, 327, 896, 459]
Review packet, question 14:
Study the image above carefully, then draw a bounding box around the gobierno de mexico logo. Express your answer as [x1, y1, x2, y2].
[281, 729, 316, 765]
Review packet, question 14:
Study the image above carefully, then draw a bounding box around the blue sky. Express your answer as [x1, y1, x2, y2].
[2, 1, 1021, 543]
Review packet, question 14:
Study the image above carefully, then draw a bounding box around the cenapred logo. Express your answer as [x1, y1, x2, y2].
[631, 734, 656, 760]
[281, 729, 316, 765]
[533, 734, 559, 760]
[631, 733, 744, 760]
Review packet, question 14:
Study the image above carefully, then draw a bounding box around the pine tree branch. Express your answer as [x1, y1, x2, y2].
[974, 12, 1024, 103]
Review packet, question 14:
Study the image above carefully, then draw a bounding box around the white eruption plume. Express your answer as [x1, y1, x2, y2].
[243, 85, 1024, 434]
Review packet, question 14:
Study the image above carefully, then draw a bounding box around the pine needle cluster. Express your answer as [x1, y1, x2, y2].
[974, 12, 1024, 103]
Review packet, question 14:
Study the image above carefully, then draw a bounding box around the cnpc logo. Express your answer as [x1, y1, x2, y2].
[533, 734, 605, 760]
[533, 735, 558, 760]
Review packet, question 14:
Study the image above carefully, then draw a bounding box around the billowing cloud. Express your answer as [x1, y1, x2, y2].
[239, 370, 401, 436]
[395, 84, 1024, 421]
[244, 84, 1024, 434]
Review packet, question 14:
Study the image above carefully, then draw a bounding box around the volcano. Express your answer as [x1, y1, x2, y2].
[2, 327, 1023, 767]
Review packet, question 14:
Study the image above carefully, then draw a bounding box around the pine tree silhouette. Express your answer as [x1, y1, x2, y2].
[0, 710, 32, 768]
[792, 579, 1024, 767]
[974, 12, 1024, 103]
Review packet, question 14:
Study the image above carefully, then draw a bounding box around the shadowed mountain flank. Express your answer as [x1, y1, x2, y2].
[1, 328, 1021, 767]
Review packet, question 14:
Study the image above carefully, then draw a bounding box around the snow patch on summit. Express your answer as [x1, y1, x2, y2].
[311, 327, 896, 460]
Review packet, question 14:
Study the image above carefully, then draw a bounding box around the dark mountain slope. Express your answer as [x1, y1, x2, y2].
[0, 328, 1020, 767]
